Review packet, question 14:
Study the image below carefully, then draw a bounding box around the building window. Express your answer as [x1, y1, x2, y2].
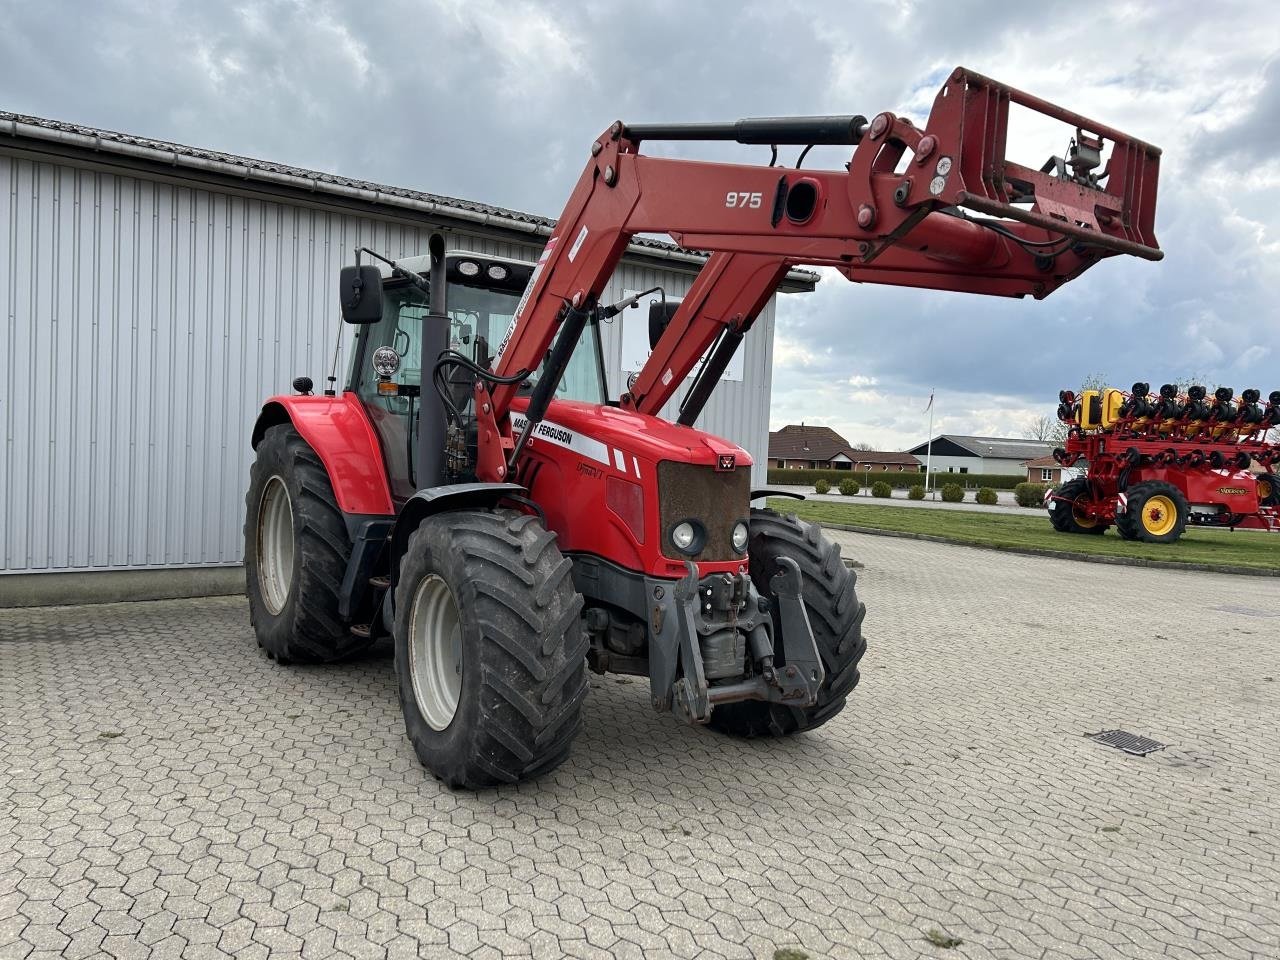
[959, 467, 969, 474]
[1041, 468, 1054, 481]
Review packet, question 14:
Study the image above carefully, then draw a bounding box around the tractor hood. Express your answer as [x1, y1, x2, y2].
[509, 397, 752, 470]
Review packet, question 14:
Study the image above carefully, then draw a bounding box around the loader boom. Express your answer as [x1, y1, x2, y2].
[473, 67, 1161, 481]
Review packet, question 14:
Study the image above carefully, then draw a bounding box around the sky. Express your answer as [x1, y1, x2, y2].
[2, 0, 1278, 450]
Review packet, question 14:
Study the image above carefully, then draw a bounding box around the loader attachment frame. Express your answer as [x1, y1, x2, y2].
[467, 66, 1162, 483]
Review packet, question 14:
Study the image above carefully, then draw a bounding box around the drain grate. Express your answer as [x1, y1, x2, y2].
[1087, 729, 1166, 756]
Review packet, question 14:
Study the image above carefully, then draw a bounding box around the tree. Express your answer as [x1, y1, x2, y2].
[852, 441, 874, 451]
[1023, 415, 1058, 442]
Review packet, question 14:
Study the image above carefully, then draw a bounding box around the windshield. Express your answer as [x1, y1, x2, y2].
[448, 284, 607, 404]
[352, 280, 607, 407]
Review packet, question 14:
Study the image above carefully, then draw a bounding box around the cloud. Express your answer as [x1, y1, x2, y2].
[2, 0, 1277, 448]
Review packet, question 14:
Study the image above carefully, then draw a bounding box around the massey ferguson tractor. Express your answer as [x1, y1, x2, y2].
[245, 68, 1163, 787]
[1047, 384, 1280, 542]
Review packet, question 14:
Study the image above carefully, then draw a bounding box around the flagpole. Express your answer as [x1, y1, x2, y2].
[924, 390, 935, 500]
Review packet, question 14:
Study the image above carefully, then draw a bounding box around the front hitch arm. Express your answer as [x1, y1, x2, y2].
[669, 562, 711, 724]
[767, 556, 825, 705]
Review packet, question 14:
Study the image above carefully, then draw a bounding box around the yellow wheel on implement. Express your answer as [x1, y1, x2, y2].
[1115, 481, 1188, 544]
[1141, 495, 1178, 538]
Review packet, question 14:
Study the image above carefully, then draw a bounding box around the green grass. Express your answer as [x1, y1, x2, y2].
[769, 499, 1280, 573]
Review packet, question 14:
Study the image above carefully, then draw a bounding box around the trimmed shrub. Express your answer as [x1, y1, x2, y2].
[1014, 482, 1051, 507]
[940, 483, 964, 503]
[871, 480, 892, 498]
[975, 487, 998, 506]
[838, 478, 859, 496]
[908, 484, 926, 500]
[814, 479, 831, 495]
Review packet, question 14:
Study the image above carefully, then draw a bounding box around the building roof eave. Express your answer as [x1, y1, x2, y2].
[0, 112, 819, 292]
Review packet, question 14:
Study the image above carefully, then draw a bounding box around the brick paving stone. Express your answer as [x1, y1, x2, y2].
[2, 532, 1278, 958]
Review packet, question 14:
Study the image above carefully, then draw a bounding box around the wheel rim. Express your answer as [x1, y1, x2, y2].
[1260, 479, 1273, 502]
[1072, 499, 1099, 528]
[1142, 495, 1178, 537]
[408, 575, 463, 731]
[256, 476, 295, 615]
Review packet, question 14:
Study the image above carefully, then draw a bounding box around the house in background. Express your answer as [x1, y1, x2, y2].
[768, 424, 856, 469]
[1024, 455, 1064, 484]
[905, 435, 1054, 475]
[768, 424, 923, 472]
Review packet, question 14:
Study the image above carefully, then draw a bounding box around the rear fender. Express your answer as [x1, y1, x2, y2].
[252, 394, 394, 516]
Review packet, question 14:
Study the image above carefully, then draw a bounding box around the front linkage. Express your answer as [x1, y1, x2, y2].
[640, 560, 824, 724]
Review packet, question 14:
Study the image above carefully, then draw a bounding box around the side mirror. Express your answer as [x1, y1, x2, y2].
[339, 265, 384, 324]
[648, 299, 681, 349]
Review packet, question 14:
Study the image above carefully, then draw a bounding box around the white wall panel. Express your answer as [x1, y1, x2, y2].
[0, 152, 777, 573]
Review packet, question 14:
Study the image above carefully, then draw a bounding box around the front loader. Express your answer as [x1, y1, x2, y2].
[245, 68, 1163, 787]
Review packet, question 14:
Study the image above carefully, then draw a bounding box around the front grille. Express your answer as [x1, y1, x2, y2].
[656, 461, 750, 561]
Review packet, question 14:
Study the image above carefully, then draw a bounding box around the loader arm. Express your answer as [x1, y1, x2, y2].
[625, 252, 789, 418]
[473, 66, 1161, 482]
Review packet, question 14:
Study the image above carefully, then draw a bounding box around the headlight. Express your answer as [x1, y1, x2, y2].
[731, 521, 749, 553]
[487, 263, 508, 281]
[457, 259, 481, 277]
[671, 521, 698, 554]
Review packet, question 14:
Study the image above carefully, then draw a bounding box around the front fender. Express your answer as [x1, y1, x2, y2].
[252, 394, 394, 516]
[389, 483, 527, 592]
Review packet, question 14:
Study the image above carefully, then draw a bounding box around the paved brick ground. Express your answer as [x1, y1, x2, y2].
[2, 532, 1278, 959]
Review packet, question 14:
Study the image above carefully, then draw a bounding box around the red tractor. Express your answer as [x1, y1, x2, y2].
[245, 68, 1163, 787]
[1048, 384, 1280, 542]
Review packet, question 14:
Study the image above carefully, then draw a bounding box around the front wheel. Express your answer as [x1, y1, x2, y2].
[708, 509, 867, 738]
[393, 509, 588, 788]
[1047, 477, 1107, 535]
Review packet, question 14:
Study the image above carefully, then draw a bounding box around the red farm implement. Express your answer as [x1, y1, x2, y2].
[1048, 384, 1280, 542]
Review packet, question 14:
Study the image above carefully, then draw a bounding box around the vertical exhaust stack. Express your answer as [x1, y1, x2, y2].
[418, 233, 450, 490]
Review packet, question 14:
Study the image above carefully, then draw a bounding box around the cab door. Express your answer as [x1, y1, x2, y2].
[354, 284, 429, 504]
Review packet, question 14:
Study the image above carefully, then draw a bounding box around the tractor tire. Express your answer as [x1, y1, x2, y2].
[1047, 477, 1107, 535]
[1258, 473, 1280, 507]
[393, 509, 588, 789]
[1114, 480, 1189, 544]
[245, 424, 370, 664]
[708, 508, 867, 738]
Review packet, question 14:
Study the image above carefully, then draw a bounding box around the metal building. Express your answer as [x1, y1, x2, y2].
[0, 112, 812, 598]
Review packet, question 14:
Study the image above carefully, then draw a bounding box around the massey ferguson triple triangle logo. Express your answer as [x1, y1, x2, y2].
[717, 454, 736, 472]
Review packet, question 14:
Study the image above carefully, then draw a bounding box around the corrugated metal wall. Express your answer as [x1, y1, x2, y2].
[0, 151, 774, 574]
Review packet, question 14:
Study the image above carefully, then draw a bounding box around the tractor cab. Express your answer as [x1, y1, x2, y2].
[346, 250, 607, 502]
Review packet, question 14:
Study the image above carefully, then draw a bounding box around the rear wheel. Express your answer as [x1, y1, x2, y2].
[1047, 477, 1107, 535]
[708, 509, 867, 738]
[1258, 473, 1280, 507]
[393, 509, 588, 788]
[1114, 480, 1188, 544]
[245, 424, 370, 663]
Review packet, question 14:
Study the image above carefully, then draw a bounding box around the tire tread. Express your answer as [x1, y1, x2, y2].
[245, 425, 370, 664]
[396, 509, 586, 788]
[709, 508, 867, 739]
